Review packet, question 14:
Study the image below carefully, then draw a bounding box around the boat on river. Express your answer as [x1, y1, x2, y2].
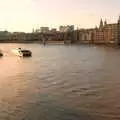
[0, 50, 3, 57]
[12, 48, 32, 57]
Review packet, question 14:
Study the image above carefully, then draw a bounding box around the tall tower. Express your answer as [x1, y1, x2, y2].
[104, 19, 107, 26]
[99, 19, 104, 29]
[32, 28, 34, 33]
[117, 16, 120, 45]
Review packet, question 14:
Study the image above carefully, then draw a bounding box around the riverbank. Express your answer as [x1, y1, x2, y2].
[0, 40, 119, 48]
[0, 41, 41, 44]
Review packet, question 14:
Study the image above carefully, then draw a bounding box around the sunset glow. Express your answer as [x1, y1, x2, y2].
[0, 0, 119, 32]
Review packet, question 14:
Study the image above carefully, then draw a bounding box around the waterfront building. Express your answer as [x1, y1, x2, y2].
[93, 18, 119, 44]
[11, 32, 26, 41]
[32, 27, 50, 33]
[117, 16, 120, 45]
[75, 17, 120, 44]
[40, 27, 49, 33]
[93, 26, 104, 43]
[59, 26, 64, 32]
[31, 19, 119, 44]
[0, 31, 11, 41]
[74, 28, 94, 43]
[0, 16, 120, 44]
[105, 24, 117, 43]
[50, 28, 57, 33]
[59, 25, 74, 32]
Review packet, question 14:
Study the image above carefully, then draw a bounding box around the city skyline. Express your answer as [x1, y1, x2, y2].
[0, 0, 120, 32]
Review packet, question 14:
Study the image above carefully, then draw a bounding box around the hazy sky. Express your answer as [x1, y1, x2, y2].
[0, 0, 120, 32]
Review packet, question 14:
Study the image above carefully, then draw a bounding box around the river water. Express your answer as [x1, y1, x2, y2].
[0, 43, 120, 120]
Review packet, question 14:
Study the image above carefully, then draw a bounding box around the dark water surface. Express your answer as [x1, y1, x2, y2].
[0, 43, 120, 120]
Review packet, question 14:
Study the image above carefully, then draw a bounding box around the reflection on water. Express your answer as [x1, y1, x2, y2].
[0, 43, 120, 119]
